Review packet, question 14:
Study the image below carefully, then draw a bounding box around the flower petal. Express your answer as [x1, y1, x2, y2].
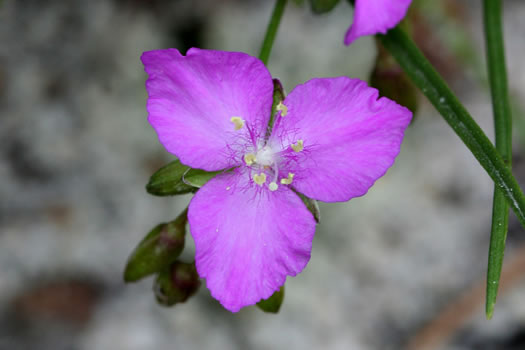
[188, 170, 316, 312]
[344, 0, 412, 45]
[142, 48, 274, 171]
[271, 77, 411, 202]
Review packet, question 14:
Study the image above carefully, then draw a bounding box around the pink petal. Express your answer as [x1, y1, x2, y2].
[142, 48, 273, 171]
[271, 77, 411, 202]
[344, 0, 412, 45]
[188, 171, 316, 312]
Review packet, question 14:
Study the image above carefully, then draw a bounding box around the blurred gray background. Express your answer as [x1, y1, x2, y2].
[2, 0, 525, 349]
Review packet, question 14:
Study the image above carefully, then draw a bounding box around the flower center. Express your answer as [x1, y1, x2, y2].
[255, 145, 274, 167]
[242, 144, 295, 192]
[232, 114, 302, 192]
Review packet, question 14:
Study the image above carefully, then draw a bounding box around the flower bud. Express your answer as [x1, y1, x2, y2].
[308, 0, 341, 14]
[370, 39, 419, 116]
[124, 209, 187, 282]
[146, 158, 221, 196]
[154, 261, 201, 306]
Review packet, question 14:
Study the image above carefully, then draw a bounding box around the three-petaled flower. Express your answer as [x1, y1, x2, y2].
[142, 48, 412, 312]
[345, 0, 413, 45]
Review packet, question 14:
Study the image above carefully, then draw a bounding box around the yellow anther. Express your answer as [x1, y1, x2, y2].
[244, 153, 256, 166]
[269, 182, 278, 191]
[276, 102, 288, 117]
[253, 173, 267, 186]
[230, 116, 245, 130]
[280, 173, 295, 185]
[291, 139, 304, 152]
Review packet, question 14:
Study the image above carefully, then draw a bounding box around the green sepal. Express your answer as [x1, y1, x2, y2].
[146, 158, 221, 196]
[153, 261, 201, 307]
[184, 168, 222, 188]
[308, 0, 341, 13]
[296, 191, 321, 223]
[256, 286, 285, 313]
[124, 209, 187, 282]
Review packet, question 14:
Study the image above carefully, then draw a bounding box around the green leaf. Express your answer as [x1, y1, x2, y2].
[308, 0, 341, 14]
[486, 190, 509, 319]
[483, 0, 512, 320]
[256, 286, 285, 313]
[124, 209, 187, 282]
[146, 159, 220, 196]
[378, 26, 525, 233]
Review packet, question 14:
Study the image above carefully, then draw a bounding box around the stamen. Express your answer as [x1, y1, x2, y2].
[244, 153, 256, 166]
[276, 102, 288, 117]
[291, 139, 304, 152]
[269, 182, 278, 191]
[280, 173, 294, 185]
[230, 116, 245, 130]
[253, 173, 267, 186]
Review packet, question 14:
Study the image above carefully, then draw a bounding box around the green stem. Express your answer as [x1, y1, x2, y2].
[483, 0, 512, 319]
[258, 0, 287, 65]
[378, 27, 525, 230]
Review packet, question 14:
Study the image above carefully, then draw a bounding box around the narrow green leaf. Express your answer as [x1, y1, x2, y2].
[146, 159, 220, 196]
[486, 191, 509, 318]
[378, 27, 525, 231]
[483, 0, 512, 319]
[124, 209, 187, 282]
[256, 286, 285, 313]
[308, 0, 341, 14]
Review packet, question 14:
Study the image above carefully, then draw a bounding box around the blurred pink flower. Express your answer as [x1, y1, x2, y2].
[345, 0, 412, 45]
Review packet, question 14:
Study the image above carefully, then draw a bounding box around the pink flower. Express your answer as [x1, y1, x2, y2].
[344, 0, 412, 45]
[141, 48, 412, 312]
